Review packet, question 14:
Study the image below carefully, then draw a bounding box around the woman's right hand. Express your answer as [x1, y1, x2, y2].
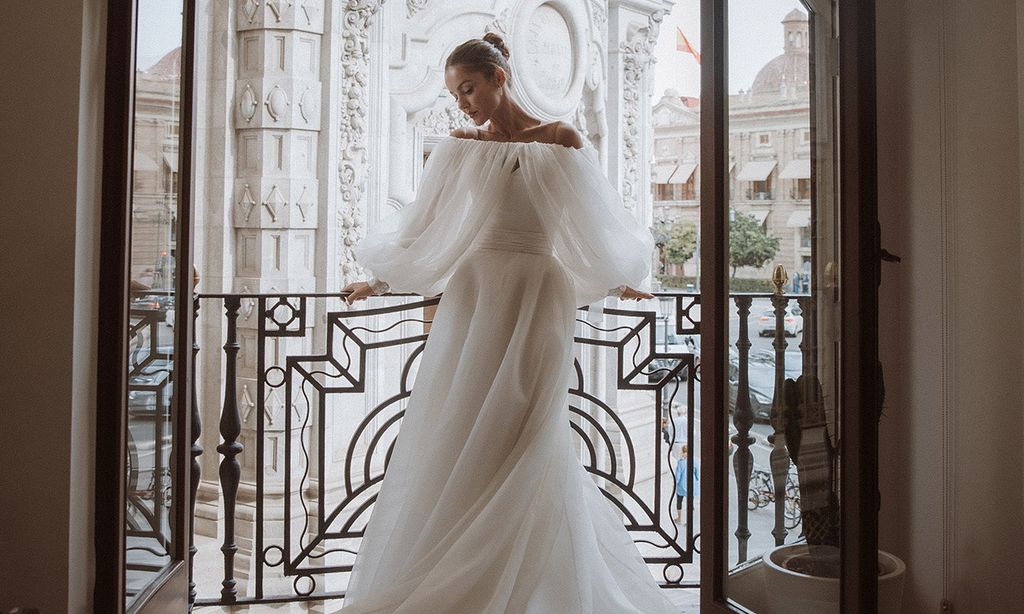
[342, 281, 374, 305]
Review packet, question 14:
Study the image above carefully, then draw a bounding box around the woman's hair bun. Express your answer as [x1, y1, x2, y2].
[482, 32, 511, 60]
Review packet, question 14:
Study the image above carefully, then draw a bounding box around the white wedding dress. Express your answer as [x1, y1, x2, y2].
[343, 137, 677, 614]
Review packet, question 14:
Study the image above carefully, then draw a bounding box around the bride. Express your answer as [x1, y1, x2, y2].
[340, 32, 679, 614]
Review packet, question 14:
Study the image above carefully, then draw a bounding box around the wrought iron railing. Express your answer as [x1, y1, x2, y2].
[181, 291, 706, 608]
[727, 289, 816, 566]
[124, 285, 814, 608]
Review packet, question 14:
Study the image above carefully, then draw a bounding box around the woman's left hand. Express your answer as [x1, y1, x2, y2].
[621, 287, 655, 301]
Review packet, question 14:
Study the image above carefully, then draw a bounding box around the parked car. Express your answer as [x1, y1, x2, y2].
[756, 305, 803, 337]
[727, 350, 803, 422]
[130, 293, 175, 318]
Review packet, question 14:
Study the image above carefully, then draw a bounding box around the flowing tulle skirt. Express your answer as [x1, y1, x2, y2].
[341, 248, 678, 614]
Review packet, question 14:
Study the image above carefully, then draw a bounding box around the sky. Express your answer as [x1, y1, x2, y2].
[652, 0, 807, 98]
[135, 0, 185, 71]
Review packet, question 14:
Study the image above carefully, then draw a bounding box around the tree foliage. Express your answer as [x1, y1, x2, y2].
[663, 220, 698, 265]
[729, 210, 780, 277]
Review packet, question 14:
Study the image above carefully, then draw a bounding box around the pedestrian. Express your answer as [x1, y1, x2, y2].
[671, 443, 699, 523]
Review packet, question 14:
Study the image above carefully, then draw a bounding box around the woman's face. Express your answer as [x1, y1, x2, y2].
[444, 64, 505, 125]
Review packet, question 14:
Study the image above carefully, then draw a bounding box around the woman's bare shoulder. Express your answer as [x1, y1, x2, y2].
[548, 121, 584, 150]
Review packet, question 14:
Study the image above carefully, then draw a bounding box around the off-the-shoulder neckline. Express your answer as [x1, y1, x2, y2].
[443, 135, 584, 151]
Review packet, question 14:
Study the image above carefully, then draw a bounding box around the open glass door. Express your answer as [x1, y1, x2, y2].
[96, 0, 195, 611]
[699, 0, 880, 611]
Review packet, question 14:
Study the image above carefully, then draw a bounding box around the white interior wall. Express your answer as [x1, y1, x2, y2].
[876, 0, 1024, 612]
[0, 0, 103, 611]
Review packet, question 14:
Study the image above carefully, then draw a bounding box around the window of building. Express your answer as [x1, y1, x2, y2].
[757, 132, 771, 147]
[750, 179, 772, 200]
[795, 178, 811, 200]
[654, 181, 698, 202]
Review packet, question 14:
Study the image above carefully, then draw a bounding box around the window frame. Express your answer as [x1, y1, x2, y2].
[698, 0, 880, 611]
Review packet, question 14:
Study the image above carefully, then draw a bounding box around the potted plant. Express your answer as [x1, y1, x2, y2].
[760, 367, 905, 614]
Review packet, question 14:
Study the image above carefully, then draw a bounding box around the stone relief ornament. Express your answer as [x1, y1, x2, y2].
[240, 184, 258, 223]
[486, 7, 512, 37]
[587, 0, 607, 26]
[265, 84, 290, 122]
[417, 102, 472, 137]
[299, 86, 317, 123]
[294, 184, 312, 222]
[240, 83, 259, 123]
[242, 0, 260, 24]
[619, 10, 665, 211]
[241, 383, 257, 423]
[406, 0, 428, 18]
[266, 0, 284, 22]
[338, 0, 387, 285]
[240, 284, 256, 321]
[581, 39, 607, 150]
[297, 0, 316, 26]
[263, 185, 285, 222]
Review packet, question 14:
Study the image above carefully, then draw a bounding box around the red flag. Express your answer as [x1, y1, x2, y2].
[676, 27, 701, 64]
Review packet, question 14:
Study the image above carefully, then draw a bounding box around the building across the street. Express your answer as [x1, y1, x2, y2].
[651, 9, 811, 287]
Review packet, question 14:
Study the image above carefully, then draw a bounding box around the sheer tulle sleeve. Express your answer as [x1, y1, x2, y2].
[519, 142, 655, 308]
[355, 137, 653, 310]
[353, 138, 516, 297]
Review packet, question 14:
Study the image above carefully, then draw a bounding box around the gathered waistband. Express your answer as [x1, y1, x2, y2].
[473, 227, 554, 256]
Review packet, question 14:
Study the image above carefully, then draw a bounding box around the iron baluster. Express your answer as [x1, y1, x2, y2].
[217, 296, 243, 602]
[731, 295, 754, 563]
[768, 267, 791, 546]
[798, 296, 815, 381]
[188, 297, 202, 607]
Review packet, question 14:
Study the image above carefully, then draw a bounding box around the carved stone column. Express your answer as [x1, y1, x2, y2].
[230, 0, 326, 594]
[608, 0, 669, 220]
[337, 0, 388, 287]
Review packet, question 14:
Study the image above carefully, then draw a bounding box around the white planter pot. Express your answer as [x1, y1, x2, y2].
[761, 544, 906, 614]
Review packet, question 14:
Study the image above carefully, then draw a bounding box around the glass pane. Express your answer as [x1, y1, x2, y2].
[125, 0, 183, 606]
[724, 0, 840, 611]
[650, 0, 704, 596]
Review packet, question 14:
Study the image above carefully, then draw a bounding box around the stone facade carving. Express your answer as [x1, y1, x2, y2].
[417, 103, 472, 137]
[618, 9, 664, 211]
[339, 1, 387, 286]
[406, 0, 429, 19]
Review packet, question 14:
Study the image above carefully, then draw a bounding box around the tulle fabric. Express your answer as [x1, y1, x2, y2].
[342, 139, 674, 613]
[353, 137, 655, 307]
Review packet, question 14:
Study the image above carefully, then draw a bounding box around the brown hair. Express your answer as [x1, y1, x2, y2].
[445, 32, 512, 84]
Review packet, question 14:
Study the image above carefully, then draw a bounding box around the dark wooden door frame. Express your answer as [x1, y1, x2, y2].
[697, 0, 730, 609]
[698, 0, 880, 611]
[94, 0, 196, 611]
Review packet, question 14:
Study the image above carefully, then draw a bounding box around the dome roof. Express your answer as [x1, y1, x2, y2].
[749, 9, 809, 95]
[145, 47, 181, 78]
[750, 52, 809, 95]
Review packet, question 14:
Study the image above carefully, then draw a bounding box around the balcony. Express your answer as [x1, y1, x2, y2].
[125, 289, 815, 610]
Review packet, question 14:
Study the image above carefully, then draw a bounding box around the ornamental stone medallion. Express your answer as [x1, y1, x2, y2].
[524, 5, 572, 99]
[511, 0, 587, 119]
